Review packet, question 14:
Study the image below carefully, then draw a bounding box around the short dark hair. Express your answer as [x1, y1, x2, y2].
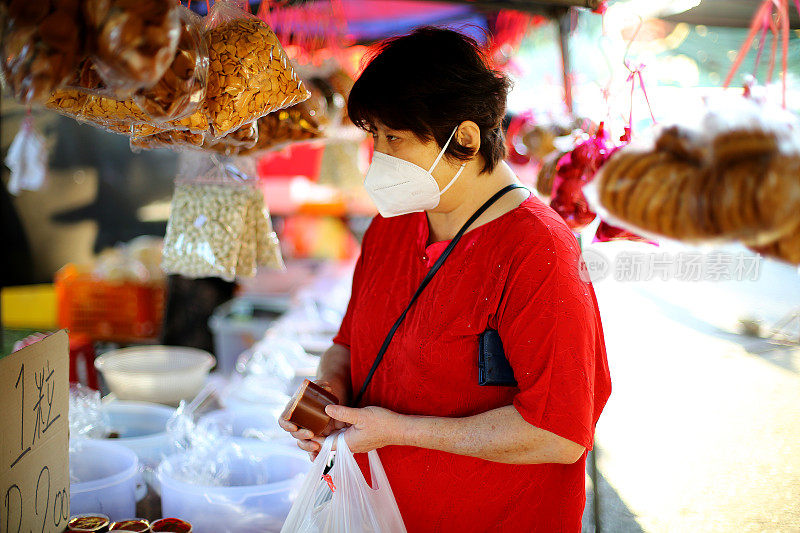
[347, 27, 511, 173]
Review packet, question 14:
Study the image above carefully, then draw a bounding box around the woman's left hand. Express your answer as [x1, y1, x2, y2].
[325, 405, 408, 454]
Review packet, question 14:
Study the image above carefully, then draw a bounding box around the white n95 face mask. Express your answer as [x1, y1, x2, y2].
[363, 126, 467, 217]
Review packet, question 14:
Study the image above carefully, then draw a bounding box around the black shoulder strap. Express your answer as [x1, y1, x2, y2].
[351, 184, 527, 407]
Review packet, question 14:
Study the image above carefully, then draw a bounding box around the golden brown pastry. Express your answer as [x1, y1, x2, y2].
[535, 151, 565, 198]
[655, 126, 705, 164]
[712, 129, 778, 170]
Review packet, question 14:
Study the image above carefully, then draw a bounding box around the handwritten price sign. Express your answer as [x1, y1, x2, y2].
[1, 330, 70, 533]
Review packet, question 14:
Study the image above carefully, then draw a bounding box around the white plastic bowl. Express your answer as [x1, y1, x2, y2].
[70, 439, 142, 521]
[158, 439, 310, 533]
[95, 346, 215, 406]
[101, 401, 176, 467]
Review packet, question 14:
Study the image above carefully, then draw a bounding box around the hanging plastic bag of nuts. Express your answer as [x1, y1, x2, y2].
[162, 154, 255, 281]
[84, 0, 181, 95]
[45, 88, 150, 134]
[0, 0, 84, 104]
[63, 57, 116, 97]
[202, 121, 260, 156]
[162, 154, 283, 280]
[134, 6, 209, 123]
[129, 128, 206, 152]
[203, 0, 310, 138]
[254, 191, 285, 270]
[239, 98, 325, 156]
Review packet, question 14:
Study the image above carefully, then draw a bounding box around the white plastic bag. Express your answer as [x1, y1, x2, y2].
[5, 117, 47, 194]
[281, 432, 406, 533]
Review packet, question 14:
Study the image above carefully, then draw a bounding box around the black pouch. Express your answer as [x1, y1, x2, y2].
[478, 329, 517, 387]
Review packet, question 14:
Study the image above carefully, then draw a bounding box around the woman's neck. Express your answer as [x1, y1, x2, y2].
[426, 161, 527, 244]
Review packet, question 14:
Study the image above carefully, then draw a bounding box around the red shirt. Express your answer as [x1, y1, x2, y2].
[332, 194, 612, 532]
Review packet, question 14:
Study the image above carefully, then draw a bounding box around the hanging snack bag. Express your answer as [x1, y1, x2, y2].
[134, 7, 209, 123]
[254, 192, 285, 270]
[162, 154, 263, 281]
[129, 129, 206, 152]
[239, 99, 325, 156]
[203, 0, 310, 138]
[201, 121, 259, 156]
[1, 0, 84, 104]
[85, 0, 180, 94]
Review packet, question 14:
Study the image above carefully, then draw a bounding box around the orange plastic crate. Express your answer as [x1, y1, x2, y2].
[55, 264, 165, 342]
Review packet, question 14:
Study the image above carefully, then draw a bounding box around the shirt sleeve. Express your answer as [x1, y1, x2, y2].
[495, 221, 611, 450]
[332, 217, 377, 349]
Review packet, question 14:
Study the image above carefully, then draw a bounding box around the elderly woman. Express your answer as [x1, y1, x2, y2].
[279, 27, 612, 532]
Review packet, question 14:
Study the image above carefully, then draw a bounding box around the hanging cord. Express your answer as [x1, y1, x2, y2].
[724, 0, 797, 108]
[621, 18, 656, 132]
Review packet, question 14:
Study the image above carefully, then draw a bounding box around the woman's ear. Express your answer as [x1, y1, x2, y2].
[456, 121, 482, 156]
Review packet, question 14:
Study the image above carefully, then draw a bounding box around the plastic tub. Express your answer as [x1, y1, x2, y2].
[198, 408, 294, 447]
[219, 378, 290, 413]
[101, 401, 176, 468]
[209, 296, 289, 375]
[95, 346, 215, 406]
[158, 439, 310, 533]
[70, 439, 143, 521]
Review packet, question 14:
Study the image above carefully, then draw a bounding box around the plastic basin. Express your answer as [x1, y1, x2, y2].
[209, 296, 288, 375]
[158, 439, 310, 533]
[70, 439, 141, 521]
[101, 401, 176, 468]
[95, 346, 215, 406]
[198, 408, 295, 447]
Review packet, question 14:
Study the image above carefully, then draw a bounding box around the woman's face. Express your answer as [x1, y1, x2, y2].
[369, 122, 465, 193]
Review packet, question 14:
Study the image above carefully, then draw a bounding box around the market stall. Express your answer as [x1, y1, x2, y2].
[2, 0, 800, 531]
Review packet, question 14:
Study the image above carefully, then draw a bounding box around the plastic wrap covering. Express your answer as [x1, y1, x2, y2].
[203, 0, 310, 138]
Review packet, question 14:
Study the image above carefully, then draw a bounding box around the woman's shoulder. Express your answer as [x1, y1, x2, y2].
[505, 194, 581, 253]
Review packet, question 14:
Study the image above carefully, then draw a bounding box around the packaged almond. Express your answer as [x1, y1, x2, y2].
[1, 0, 84, 104]
[130, 129, 206, 152]
[134, 6, 209, 123]
[203, 0, 310, 138]
[85, 0, 180, 94]
[239, 98, 325, 156]
[202, 121, 259, 156]
[46, 88, 148, 134]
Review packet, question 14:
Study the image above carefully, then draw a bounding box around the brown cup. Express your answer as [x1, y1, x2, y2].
[282, 379, 340, 435]
[67, 513, 111, 532]
[109, 519, 150, 532]
[150, 518, 192, 533]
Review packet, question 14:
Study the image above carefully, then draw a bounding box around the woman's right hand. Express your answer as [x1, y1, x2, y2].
[278, 376, 350, 461]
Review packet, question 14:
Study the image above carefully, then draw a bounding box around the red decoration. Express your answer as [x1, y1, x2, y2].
[549, 123, 611, 231]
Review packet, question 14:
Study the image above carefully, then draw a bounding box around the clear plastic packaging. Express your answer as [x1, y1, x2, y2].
[134, 6, 208, 123]
[162, 179, 253, 281]
[162, 154, 282, 280]
[158, 438, 309, 533]
[46, 88, 150, 135]
[64, 57, 117, 97]
[256, 201, 285, 270]
[203, 121, 260, 156]
[237, 332, 318, 384]
[86, 0, 181, 95]
[0, 0, 83, 104]
[203, 0, 310, 138]
[281, 432, 406, 533]
[5, 116, 48, 195]
[69, 383, 110, 440]
[92, 237, 164, 283]
[130, 128, 206, 152]
[239, 100, 325, 156]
